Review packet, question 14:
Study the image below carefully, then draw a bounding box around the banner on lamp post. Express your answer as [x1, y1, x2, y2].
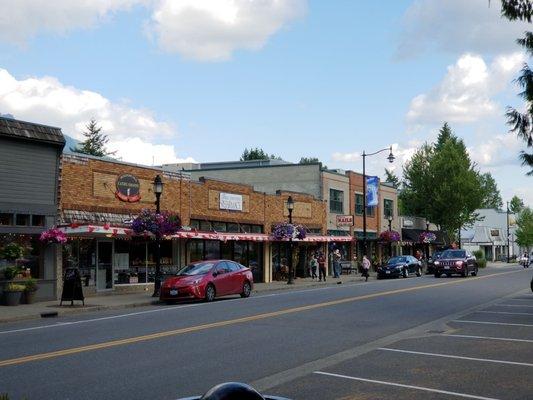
[366, 176, 379, 207]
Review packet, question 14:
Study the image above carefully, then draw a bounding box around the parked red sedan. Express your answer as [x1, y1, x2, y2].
[160, 260, 253, 303]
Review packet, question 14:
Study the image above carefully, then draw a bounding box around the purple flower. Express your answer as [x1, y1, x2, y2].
[271, 223, 307, 240]
[379, 230, 400, 242]
[131, 209, 181, 237]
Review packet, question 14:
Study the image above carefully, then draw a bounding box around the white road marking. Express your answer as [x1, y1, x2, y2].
[377, 347, 533, 367]
[475, 310, 533, 316]
[441, 334, 533, 344]
[313, 371, 500, 400]
[494, 304, 533, 308]
[507, 298, 533, 302]
[452, 320, 533, 327]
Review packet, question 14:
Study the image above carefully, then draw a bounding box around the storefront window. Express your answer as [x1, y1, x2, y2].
[15, 214, 30, 226]
[234, 242, 247, 266]
[113, 239, 148, 285]
[31, 215, 45, 227]
[212, 222, 226, 232]
[205, 240, 220, 260]
[0, 234, 43, 279]
[227, 223, 239, 232]
[0, 213, 14, 226]
[248, 242, 263, 282]
[147, 240, 173, 282]
[200, 221, 212, 231]
[63, 239, 96, 287]
[187, 240, 204, 263]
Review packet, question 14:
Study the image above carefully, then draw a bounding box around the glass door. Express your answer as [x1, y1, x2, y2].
[97, 241, 113, 290]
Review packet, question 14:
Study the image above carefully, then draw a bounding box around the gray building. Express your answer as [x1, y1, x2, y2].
[461, 208, 519, 261]
[0, 117, 65, 301]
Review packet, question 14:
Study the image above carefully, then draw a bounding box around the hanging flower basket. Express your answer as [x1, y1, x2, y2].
[39, 228, 68, 244]
[271, 223, 306, 241]
[379, 230, 401, 242]
[131, 209, 181, 237]
[419, 231, 436, 244]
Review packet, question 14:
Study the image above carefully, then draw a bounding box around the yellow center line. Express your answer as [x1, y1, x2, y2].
[0, 269, 522, 368]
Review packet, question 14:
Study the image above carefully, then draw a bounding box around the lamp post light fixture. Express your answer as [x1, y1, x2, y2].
[152, 174, 164, 297]
[362, 146, 394, 257]
[286, 196, 295, 285]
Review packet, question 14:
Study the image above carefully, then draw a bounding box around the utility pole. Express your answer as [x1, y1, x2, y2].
[507, 201, 510, 263]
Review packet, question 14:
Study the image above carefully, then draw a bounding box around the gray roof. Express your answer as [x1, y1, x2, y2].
[0, 116, 65, 147]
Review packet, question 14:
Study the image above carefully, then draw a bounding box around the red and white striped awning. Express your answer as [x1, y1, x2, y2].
[58, 225, 353, 243]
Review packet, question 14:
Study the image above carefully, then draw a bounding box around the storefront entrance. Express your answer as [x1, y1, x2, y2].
[97, 241, 113, 290]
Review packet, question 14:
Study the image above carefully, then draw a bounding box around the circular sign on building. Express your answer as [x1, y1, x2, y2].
[115, 174, 141, 202]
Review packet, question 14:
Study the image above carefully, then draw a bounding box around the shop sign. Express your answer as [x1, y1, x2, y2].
[115, 174, 141, 202]
[336, 215, 354, 226]
[220, 192, 243, 211]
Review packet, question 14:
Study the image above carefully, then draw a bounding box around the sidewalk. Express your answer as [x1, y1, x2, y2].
[0, 273, 371, 324]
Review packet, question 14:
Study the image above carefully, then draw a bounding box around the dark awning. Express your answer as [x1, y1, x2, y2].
[401, 228, 449, 245]
[0, 116, 65, 147]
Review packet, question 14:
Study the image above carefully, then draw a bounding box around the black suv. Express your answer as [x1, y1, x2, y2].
[434, 249, 478, 278]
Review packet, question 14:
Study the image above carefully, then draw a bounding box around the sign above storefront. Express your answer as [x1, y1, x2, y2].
[219, 192, 243, 211]
[336, 215, 354, 226]
[115, 174, 141, 203]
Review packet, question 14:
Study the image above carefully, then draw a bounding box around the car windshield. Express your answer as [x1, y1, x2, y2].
[441, 250, 466, 259]
[388, 257, 407, 264]
[177, 262, 215, 276]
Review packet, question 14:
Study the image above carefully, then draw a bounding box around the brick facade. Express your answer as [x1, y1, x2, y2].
[60, 154, 327, 233]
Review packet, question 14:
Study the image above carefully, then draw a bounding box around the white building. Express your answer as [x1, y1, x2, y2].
[461, 209, 519, 261]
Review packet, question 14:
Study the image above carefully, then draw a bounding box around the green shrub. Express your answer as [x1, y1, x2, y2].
[24, 278, 38, 292]
[0, 243, 25, 261]
[477, 258, 487, 268]
[473, 250, 484, 259]
[2, 266, 21, 280]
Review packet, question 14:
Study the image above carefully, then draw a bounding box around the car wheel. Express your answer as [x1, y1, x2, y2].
[240, 281, 251, 298]
[462, 266, 468, 278]
[472, 267, 478, 276]
[403, 268, 409, 278]
[205, 284, 216, 302]
[416, 267, 422, 277]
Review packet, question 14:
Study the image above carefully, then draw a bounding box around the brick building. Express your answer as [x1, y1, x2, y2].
[58, 154, 337, 297]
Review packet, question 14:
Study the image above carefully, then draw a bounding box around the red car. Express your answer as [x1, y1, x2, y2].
[160, 260, 253, 303]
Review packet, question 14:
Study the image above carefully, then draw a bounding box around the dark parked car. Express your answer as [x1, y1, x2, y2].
[160, 260, 253, 303]
[426, 251, 443, 274]
[377, 256, 422, 279]
[434, 249, 478, 278]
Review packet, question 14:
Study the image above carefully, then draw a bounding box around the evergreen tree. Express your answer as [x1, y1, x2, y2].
[509, 195, 525, 213]
[478, 172, 504, 209]
[434, 122, 456, 152]
[383, 168, 401, 189]
[240, 147, 280, 161]
[500, 0, 533, 174]
[71, 119, 114, 157]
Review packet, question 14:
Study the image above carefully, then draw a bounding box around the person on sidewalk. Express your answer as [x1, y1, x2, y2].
[309, 254, 319, 279]
[318, 251, 327, 281]
[333, 249, 341, 278]
[362, 255, 370, 282]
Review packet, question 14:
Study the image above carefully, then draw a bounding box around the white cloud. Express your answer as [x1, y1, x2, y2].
[406, 53, 525, 125]
[0, 67, 193, 164]
[108, 137, 196, 165]
[0, 0, 142, 45]
[146, 0, 306, 61]
[468, 133, 523, 168]
[397, 0, 531, 59]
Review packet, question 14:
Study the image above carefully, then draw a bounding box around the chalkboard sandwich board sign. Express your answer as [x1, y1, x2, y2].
[60, 268, 85, 306]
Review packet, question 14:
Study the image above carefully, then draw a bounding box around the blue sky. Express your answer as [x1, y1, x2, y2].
[0, 0, 531, 204]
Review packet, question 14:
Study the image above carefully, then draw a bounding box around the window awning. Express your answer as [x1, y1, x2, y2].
[59, 224, 353, 243]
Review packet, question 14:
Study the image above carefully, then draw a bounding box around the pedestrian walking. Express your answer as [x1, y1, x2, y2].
[318, 251, 327, 282]
[308, 253, 319, 279]
[362, 255, 370, 282]
[333, 249, 341, 278]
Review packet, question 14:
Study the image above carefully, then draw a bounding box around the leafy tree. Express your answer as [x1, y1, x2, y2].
[400, 123, 484, 241]
[299, 157, 327, 169]
[383, 168, 400, 189]
[478, 172, 503, 209]
[499, 0, 533, 174]
[515, 206, 533, 250]
[240, 147, 280, 161]
[400, 143, 433, 219]
[509, 195, 525, 213]
[71, 119, 114, 157]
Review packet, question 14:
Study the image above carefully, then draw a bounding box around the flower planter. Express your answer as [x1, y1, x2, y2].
[4, 291, 22, 306]
[23, 290, 36, 304]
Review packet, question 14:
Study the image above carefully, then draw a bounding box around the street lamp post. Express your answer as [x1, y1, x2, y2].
[507, 201, 510, 263]
[425, 220, 430, 260]
[287, 196, 295, 285]
[387, 215, 393, 257]
[152, 174, 164, 297]
[362, 146, 394, 257]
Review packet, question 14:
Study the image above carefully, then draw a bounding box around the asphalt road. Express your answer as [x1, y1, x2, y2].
[0, 265, 532, 400]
